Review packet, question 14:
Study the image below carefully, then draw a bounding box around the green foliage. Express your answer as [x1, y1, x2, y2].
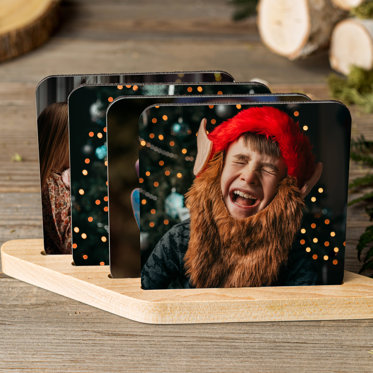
[349, 136, 373, 276]
[351, 0, 373, 19]
[328, 66, 373, 113]
[228, 0, 258, 21]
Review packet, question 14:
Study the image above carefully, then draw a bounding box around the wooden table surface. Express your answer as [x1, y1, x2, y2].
[0, 1, 372, 371]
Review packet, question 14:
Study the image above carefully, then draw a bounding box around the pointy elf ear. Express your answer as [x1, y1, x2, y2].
[193, 118, 213, 176]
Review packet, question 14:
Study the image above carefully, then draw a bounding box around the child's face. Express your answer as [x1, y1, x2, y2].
[220, 136, 287, 219]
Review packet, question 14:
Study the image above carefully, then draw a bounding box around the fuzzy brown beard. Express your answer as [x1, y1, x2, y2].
[184, 152, 305, 288]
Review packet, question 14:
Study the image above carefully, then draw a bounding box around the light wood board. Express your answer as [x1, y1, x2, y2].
[1, 238, 372, 324]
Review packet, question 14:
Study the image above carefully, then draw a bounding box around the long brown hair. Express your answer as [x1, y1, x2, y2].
[38, 102, 69, 187]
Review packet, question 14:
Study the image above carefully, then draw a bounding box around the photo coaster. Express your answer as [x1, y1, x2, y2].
[68, 82, 272, 268]
[106, 93, 311, 277]
[139, 101, 351, 289]
[36, 71, 234, 259]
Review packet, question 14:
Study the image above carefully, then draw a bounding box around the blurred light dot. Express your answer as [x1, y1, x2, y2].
[81, 233, 87, 239]
[311, 223, 316, 229]
[88, 217, 93, 222]
[330, 231, 336, 237]
[149, 133, 155, 139]
[197, 86, 203, 92]
[177, 172, 182, 178]
[306, 247, 311, 253]
[74, 227, 79, 233]
[101, 236, 107, 243]
[97, 132, 103, 139]
[103, 127, 107, 132]
[301, 228, 306, 234]
[155, 106, 160, 109]
[217, 91, 223, 95]
[95, 200, 101, 205]
[325, 219, 330, 225]
[158, 134, 164, 140]
[104, 160, 108, 167]
[151, 209, 156, 214]
[312, 254, 318, 260]
[145, 171, 151, 176]
[89, 132, 94, 137]
[141, 199, 147, 205]
[149, 222, 155, 228]
[140, 140, 146, 146]
[300, 239, 306, 245]
[99, 261, 105, 266]
[139, 178, 144, 183]
[187, 87, 193, 93]
[165, 170, 171, 176]
[313, 238, 318, 243]
[324, 241, 330, 247]
[133, 85, 139, 91]
[104, 206, 108, 212]
[333, 259, 338, 265]
[85, 158, 90, 164]
[211, 119, 216, 125]
[152, 118, 157, 124]
[334, 247, 339, 253]
[117, 85, 123, 90]
[303, 125, 308, 131]
[83, 254, 88, 260]
[162, 115, 168, 121]
[164, 219, 169, 225]
[72, 243, 77, 249]
[169, 141, 175, 147]
[181, 148, 187, 154]
[126, 85, 131, 88]
[108, 97, 113, 103]
[318, 187, 324, 193]
[154, 181, 159, 187]
[209, 105, 214, 109]
[82, 169, 88, 176]
[343, 241, 346, 246]
[236, 104, 242, 109]
[159, 160, 164, 166]
[323, 255, 329, 261]
[79, 189, 85, 195]
[311, 196, 316, 202]
[294, 111, 299, 117]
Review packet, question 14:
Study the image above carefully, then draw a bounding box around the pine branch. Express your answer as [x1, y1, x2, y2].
[328, 66, 373, 113]
[358, 258, 373, 274]
[349, 174, 373, 191]
[351, 1, 373, 19]
[348, 191, 373, 206]
[228, 0, 258, 21]
[356, 225, 373, 260]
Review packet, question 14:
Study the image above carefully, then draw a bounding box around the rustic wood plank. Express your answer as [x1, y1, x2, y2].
[0, 275, 372, 372]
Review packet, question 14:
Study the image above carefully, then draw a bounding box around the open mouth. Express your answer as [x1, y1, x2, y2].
[230, 189, 259, 208]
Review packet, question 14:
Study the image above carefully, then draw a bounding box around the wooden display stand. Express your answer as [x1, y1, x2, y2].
[1, 239, 373, 324]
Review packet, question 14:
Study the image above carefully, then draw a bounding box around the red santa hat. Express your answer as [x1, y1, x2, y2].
[206, 106, 315, 187]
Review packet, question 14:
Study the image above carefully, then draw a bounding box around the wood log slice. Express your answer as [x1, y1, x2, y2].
[330, 18, 373, 75]
[257, 0, 347, 60]
[332, 0, 366, 10]
[0, 0, 61, 63]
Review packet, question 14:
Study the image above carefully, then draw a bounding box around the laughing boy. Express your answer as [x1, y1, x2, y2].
[141, 106, 322, 289]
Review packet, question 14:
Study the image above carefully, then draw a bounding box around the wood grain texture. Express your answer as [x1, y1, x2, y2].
[0, 1, 372, 371]
[2, 239, 373, 324]
[0, 0, 61, 62]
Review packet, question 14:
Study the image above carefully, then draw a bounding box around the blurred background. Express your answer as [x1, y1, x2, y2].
[1, 0, 373, 277]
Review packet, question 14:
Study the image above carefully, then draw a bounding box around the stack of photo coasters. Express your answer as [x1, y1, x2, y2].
[36, 70, 351, 291]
